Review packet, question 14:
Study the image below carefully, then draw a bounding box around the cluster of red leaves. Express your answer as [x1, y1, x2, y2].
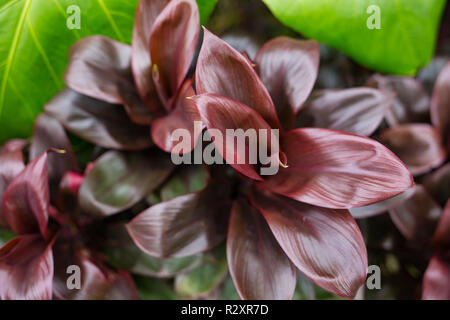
[0, 0, 448, 300]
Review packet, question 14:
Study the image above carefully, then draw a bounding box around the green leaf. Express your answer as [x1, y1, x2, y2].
[197, 0, 217, 25]
[174, 245, 228, 298]
[134, 276, 177, 300]
[263, 0, 446, 75]
[0, 0, 216, 143]
[0, 227, 15, 246]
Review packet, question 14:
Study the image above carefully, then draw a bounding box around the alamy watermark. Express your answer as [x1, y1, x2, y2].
[66, 5, 81, 30]
[367, 5, 381, 30]
[170, 121, 282, 176]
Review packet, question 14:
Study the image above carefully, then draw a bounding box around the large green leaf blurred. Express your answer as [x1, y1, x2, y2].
[0, 0, 216, 143]
[263, 0, 446, 75]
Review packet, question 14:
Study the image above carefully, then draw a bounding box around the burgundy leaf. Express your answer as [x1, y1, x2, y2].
[366, 75, 430, 126]
[196, 28, 281, 129]
[260, 128, 414, 209]
[45, 88, 152, 150]
[64, 36, 153, 125]
[388, 185, 442, 245]
[127, 177, 232, 258]
[432, 200, 450, 249]
[250, 188, 367, 299]
[30, 113, 80, 201]
[2, 152, 50, 236]
[350, 188, 414, 219]
[379, 124, 446, 176]
[221, 33, 261, 60]
[193, 93, 278, 181]
[149, 0, 199, 105]
[422, 255, 450, 300]
[424, 163, 450, 207]
[430, 61, 450, 147]
[0, 235, 53, 300]
[227, 198, 297, 300]
[255, 37, 319, 130]
[132, 0, 169, 114]
[151, 80, 201, 153]
[296, 88, 393, 136]
[79, 149, 174, 216]
[0, 148, 25, 227]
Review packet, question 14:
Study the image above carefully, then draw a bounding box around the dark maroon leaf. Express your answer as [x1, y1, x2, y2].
[432, 200, 450, 249]
[296, 88, 393, 136]
[250, 188, 367, 299]
[0, 147, 25, 227]
[79, 149, 174, 216]
[151, 80, 201, 153]
[227, 198, 297, 300]
[192, 93, 278, 181]
[127, 176, 232, 258]
[255, 37, 319, 130]
[104, 271, 139, 300]
[45, 88, 152, 150]
[132, 0, 169, 114]
[388, 185, 442, 245]
[422, 254, 450, 300]
[379, 124, 446, 176]
[2, 152, 50, 236]
[0, 235, 53, 300]
[430, 61, 450, 148]
[424, 163, 450, 207]
[366, 75, 430, 126]
[149, 0, 199, 105]
[196, 28, 281, 129]
[350, 188, 415, 219]
[64, 36, 153, 125]
[221, 33, 261, 60]
[53, 248, 110, 300]
[260, 128, 414, 209]
[30, 113, 80, 201]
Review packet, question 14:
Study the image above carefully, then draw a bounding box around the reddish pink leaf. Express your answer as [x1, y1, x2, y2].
[389, 185, 442, 245]
[250, 188, 367, 299]
[422, 255, 450, 300]
[255, 37, 319, 129]
[132, 0, 169, 114]
[193, 93, 279, 181]
[149, 0, 199, 105]
[227, 198, 297, 300]
[0, 235, 53, 300]
[2, 152, 50, 236]
[379, 124, 446, 176]
[431, 61, 450, 147]
[296, 88, 393, 136]
[151, 80, 201, 153]
[127, 177, 232, 258]
[0, 140, 27, 154]
[260, 128, 414, 209]
[196, 28, 281, 129]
